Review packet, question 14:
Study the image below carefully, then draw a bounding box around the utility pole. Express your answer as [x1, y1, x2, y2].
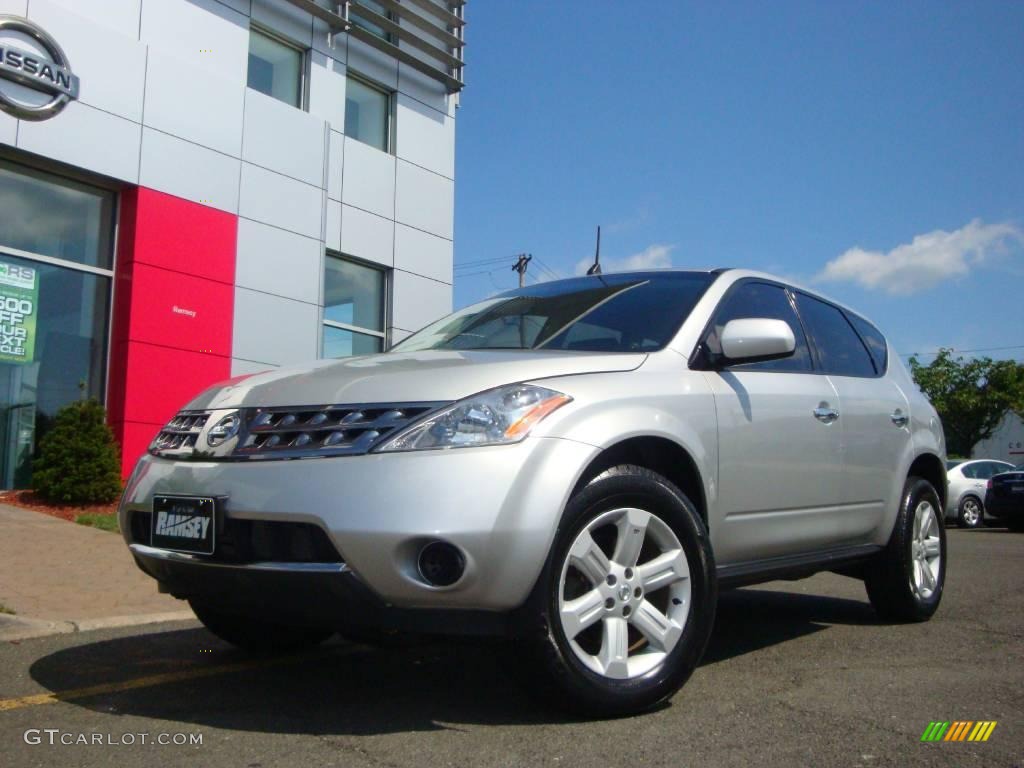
[512, 253, 532, 288]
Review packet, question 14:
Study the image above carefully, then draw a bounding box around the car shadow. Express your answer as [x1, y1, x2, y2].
[28, 588, 877, 733]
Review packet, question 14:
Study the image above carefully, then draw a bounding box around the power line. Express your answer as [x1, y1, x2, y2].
[454, 255, 514, 269]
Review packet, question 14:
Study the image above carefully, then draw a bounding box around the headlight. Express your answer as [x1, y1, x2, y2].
[374, 384, 571, 452]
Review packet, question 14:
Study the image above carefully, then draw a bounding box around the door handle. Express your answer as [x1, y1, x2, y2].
[813, 404, 839, 424]
[890, 409, 909, 428]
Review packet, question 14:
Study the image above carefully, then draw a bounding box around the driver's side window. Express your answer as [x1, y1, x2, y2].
[706, 282, 812, 372]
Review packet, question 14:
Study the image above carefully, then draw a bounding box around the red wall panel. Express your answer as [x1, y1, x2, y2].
[109, 188, 237, 477]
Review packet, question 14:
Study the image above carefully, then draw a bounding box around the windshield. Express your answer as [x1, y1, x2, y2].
[393, 272, 717, 353]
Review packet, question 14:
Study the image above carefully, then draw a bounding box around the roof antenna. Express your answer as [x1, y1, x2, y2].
[586, 226, 602, 275]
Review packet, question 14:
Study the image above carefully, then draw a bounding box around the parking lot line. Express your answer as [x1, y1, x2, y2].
[0, 650, 337, 713]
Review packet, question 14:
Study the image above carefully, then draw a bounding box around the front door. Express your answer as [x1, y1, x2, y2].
[703, 281, 846, 565]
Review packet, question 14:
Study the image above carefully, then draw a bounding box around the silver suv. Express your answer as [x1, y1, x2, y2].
[120, 269, 947, 716]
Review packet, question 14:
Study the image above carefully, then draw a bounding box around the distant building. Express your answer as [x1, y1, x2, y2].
[0, 0, 464, 483]
[972, 412, 1024, 464]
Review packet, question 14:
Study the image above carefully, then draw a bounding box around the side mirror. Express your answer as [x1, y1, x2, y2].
[719, 318, 796, 365]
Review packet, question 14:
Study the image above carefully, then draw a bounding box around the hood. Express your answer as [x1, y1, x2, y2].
[186, 350, 647, 410]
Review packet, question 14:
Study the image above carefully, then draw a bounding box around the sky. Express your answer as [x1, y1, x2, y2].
[451, 1, 1024, 364]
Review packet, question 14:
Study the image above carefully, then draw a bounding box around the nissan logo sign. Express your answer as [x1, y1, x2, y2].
[206, 413, 242, 448]
[0, 15, 79, 121]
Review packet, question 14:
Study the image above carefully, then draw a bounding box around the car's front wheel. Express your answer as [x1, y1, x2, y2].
[957, 495, 984, 529]
[864, 477, 946, 622]
[189, 600, 334, 652]
[517, 465, 716, 717]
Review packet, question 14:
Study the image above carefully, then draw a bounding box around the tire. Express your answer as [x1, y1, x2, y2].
[515, 465, 716, 717]
[189, 601, 334, 652]
[864, 477, 946, 622]
[957, 495, 985, 529]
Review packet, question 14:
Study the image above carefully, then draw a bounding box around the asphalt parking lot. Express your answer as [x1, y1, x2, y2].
[1, 528, 1021, 768]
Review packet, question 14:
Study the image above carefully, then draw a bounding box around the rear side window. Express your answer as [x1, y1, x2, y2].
[794, 293, 876, 377]
[706, 282, 812, 372]
[847, 314, 888, 374]
[961, 463, 981, 479]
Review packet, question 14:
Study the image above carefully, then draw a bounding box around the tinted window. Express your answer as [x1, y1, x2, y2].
[795, 294, 876, 377]
[346, 77, 390, 152]
[393, 272, 715, 353]
[961, 463, 981, 479]
[706, 282, 812, 372]
[847, 314, 887, 374]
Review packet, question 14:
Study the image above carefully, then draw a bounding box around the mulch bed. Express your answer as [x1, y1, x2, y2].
[0, 490, 118, 522]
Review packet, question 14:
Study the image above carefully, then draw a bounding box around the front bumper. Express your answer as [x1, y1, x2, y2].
[120, 436, 596, 613]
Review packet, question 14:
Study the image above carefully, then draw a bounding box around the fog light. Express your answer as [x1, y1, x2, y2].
[417, 541, 465, 587]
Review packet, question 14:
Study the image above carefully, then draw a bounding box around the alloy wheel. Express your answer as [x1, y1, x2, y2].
[962, 498, 982, 527]
[558, 507, 691, 680]
[910, 500, 942, 600]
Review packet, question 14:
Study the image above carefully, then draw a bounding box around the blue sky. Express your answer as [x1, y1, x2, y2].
[452, 1, 1024, 363]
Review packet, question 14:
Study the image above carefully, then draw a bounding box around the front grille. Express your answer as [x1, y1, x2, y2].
[151, 412, 210, 456]
[237, 404, 438, 458]
[129, 510, 343, 564]
[149, 402, 446, 461]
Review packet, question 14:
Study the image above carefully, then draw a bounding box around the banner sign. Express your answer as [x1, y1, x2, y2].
[0, 260, 39, 364]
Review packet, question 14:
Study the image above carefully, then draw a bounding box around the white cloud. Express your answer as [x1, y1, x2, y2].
[575, 243, 676, 276]
[815, 219, 1023, 295]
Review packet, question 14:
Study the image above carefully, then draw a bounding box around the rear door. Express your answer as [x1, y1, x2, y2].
[702, 281, 845, 564]
[793, 294, 911, 537]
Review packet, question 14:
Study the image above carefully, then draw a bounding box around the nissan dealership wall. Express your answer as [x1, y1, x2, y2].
[0, 0, 463, 484]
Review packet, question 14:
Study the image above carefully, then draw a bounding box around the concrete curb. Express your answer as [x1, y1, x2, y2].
[0, 610, 196, 642]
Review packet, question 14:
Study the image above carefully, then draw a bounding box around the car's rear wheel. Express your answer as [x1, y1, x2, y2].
[189, 600, 334, 652]
[864, 476, 945, 622]
[957, 495, 984, 529]
[516, 465, 716, 717]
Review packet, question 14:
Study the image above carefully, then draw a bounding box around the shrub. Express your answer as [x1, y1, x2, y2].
[32, 399, 123, 505]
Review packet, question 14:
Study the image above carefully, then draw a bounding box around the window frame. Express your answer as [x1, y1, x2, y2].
[320, 252, 389, 358]
[344, 72, 395, 153]
[247, 25, 309, 110]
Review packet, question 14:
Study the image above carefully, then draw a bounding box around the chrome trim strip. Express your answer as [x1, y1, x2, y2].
[129, 544, 351, 574]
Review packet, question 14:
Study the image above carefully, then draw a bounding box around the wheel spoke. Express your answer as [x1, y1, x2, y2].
[569, 530, 611, 586]
[924, 538, 941, 558]
[638, 548, 689, 592]
[598, 617, 630, 679]
[630, 599, 681, 652]
[922, 561, 936, 590]
[612, 508, 650, 567]
[560, 588, 606, 640]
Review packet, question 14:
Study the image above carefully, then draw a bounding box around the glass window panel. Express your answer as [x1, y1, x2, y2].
[848, 313, 888, 374]
[0, 160, 114, 269]
[352, 0, 392, 41]
[322, 326, 382, 358]
[345, 77, 390, 151]
[795, 293, 876, 378]
[248, 29, 303, 107]
[0, 252, 110, 488]
[707, 282, 813, 372]
[324, 256, 384, 332]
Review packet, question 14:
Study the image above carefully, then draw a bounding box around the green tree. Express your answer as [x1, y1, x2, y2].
[909, 349, 1024, 458]
[31, 399, 123, 505]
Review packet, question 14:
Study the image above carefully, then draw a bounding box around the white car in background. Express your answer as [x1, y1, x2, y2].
[945, 459, 1015, 528]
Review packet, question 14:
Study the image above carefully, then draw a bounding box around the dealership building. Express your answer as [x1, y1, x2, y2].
[0, 0, 463, 484]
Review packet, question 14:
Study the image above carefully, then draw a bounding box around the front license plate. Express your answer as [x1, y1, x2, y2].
[151, 495, 217, 555]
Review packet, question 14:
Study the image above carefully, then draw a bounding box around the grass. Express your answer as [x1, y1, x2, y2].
[0, 604, 15, 615]
[75, 513, 119, 533]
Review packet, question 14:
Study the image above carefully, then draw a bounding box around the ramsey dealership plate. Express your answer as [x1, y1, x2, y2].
[151, 495, 217, 555]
